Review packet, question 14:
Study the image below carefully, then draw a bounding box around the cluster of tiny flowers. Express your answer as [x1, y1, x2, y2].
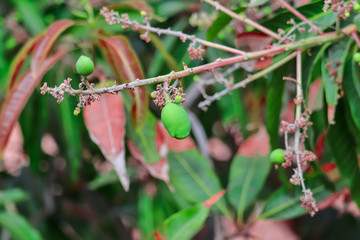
[280, 121, 297, 134]
[40, 77, 101, 115]
[290, 168, 302, 185]
[151, 82, 185, 108]
[323, 0, 356, 18]
[301, 150, 317, 165]
[40, 78, 73, 104]
[281, 108, 319, 216]
[282, 149, 294, 168]
[300, 189, 319, 217]
[188, 43, 206, 60]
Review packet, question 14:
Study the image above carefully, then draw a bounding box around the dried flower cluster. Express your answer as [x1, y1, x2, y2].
[151, 80, 185, 108]
[280, 117, 319, 216]
[40, 77, 100, 114]
[323, 0, 357, 18]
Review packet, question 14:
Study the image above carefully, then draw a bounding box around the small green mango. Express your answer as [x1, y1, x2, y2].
[76, 55, 94, 76]
[161, 102, 191, 139]
[270, 148, 285, 163]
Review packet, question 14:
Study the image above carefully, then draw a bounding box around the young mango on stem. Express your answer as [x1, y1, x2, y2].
[161, 102, 191, 139]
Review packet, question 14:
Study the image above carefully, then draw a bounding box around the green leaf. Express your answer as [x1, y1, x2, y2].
[59, 97, 82, 181]
[266, 60, 291, 149]
[206, 7, 245, 41]
[138, 191, 155, 239]
[167, 150, 229, 216]
[304, 43, 330, 101]
[88, 170, 118, 190]
[0, 211, 43, 240]
[259, 182, 331, 220]
[162, 203, 209, 240]
[227, 155, 271, 222]
[11, 0, 45, 35]
[148, 19, 187, 77]
[126, 111, 161, 164]
[0, 189, 28, 205]
[343, 52, 360, 131]
[327, 100, 360, 208]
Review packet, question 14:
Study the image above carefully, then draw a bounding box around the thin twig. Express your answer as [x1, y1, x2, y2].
[43, 28, 353, 97]
[100, 7, 245, 55]
[203, 0, 283, 41]
[277, 0, 324, 35]
[198, 51, 298, 108]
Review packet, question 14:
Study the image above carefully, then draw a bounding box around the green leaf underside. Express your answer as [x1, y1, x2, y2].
[167, 150, 229, 216]
[163, 204, 209, 240]
[0, 189, 28, 205]
[328, 100, 360, 208]
[259, 181, 331, 220]
[0, 211, 43, 240]
[227, 155, 271, 222]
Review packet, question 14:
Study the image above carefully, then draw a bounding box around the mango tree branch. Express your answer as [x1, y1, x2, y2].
[277, 0, 324, 35]
[42, 25, 355, 98]
[198, 51, 298, 108]
[100, 7, 245, 55]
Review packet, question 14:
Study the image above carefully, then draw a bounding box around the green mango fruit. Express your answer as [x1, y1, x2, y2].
[76, 55, 94, 76]
[270, 148, 285, 163]
[161, 102, 191, 139]
[354, 52, 360, 63]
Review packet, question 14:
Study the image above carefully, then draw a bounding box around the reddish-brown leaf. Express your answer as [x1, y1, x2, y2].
[0, 50, 66, 151]
[83, 94, 129, 191]
[314, 132, 326, 162]
[108, 0, 154, 15]
[1, 122, 28, 176]
[237, 125, 269, 157]
[127, 122, 170, 185]
[203, 190, 226, 208]
[156, 122, 196, 152]
[308, 78, 323, 111]
[97, 36, 148, 126]
[208, 138, 232, 162]
[235, 32, 273, 71]
[31, 20, 74, 78]
[248, 220, 298, 240]
[7, 35, 44, 90]
[327, 105, 335, 124]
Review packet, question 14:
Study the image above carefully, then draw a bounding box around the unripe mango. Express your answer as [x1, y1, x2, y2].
[161, 103, 191, 139]
[270, 148, 286, 163]
[76, 55, 94, 76]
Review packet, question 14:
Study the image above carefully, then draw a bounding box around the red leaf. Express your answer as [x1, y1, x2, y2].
[203, 190, 226, 208]
[1, 122, 28, 176]
[83, 94, 129, 191]
[108, 0, 154, 15]
[235, 32, 273, 71]
[127, 123, 171, 185]
[237, 125, 269, 157]
[31, 20, 74, 77]
[0, 50, 66, 151]
[208, 138, 232, 162]
[156, 122, 196, 152]
[315, 132, 326, 162]
[8, 35, 44, 90]
[97, 36, 148, 126]
[327, 105, 336, 124]
[321, 162, 340, 182]
[308, 78, 323, 111]
[248, 220, 298, 240]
